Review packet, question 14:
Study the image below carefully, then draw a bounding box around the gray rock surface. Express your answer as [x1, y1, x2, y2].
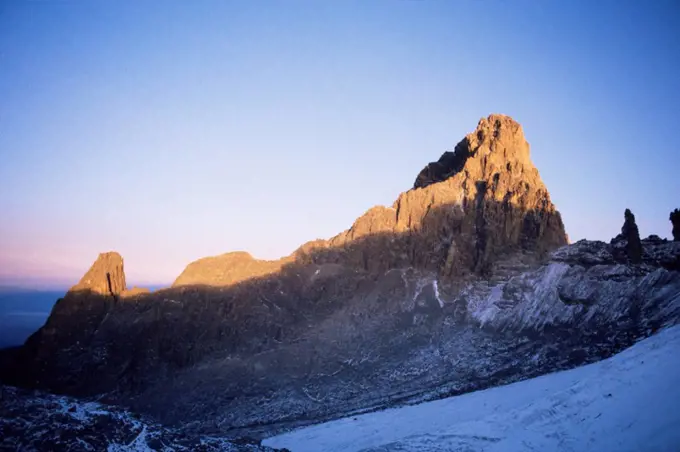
[0, 115, 677, 444]
[0, 385, 281, 451]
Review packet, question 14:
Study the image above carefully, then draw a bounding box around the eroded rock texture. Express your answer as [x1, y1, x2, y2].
[174, 114, 568, 287]
[16, 115, 679, 444]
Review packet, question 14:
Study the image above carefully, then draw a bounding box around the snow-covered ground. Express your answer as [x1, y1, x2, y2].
[263, 324, 680, 452]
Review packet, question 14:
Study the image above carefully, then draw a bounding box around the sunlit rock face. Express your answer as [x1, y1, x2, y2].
[611, 209, 642, 263]
[297, 114, 568, 279]
[5, 115, 679, 443]
[71, 251, 126, 296]
[172, 114, 567, 288]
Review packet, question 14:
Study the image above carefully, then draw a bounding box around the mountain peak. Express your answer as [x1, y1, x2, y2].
[414, 114, 532, 190]
[311, 114, 567, 277]
[174, 114, 566, 287]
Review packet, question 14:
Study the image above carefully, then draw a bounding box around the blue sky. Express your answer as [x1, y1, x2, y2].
[1, 1, 678, 286]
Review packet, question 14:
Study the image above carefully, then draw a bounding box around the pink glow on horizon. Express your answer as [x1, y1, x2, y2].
[2, 2, 679, 288]
[0, 247, 174, 289]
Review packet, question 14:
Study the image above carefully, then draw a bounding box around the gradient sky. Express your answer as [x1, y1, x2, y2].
[1, 1, 679, 287]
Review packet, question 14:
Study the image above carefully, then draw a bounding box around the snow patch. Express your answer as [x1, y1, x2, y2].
[107, 427, 152, 452]
[432, 280, 444, 308]
[54, 397, 110, 422]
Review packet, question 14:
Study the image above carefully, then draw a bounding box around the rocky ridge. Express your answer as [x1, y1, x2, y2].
[72, 251, 126, 296]
[1, 115, 678, 445]
[173, 114, 567, 286]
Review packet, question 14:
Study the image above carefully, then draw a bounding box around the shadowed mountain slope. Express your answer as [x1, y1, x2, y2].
[3, 115, 678, 440]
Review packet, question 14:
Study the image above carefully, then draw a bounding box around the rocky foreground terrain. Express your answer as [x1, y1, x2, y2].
[0, 385, 280, 451]
[1, 114, 679, 449]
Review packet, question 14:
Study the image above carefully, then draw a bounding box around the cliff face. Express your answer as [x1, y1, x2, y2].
[320, 114, 567, 276]
[174, 114, 567, 286]
[71, 252, 126, 296]
[1, 114, 583, 433]
[41, 252, 127, 345]
[611, 209, 643, 263]
[3, 253, 128, 387]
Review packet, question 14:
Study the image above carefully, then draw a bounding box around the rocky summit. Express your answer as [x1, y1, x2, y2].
[320, 113, 568, 277]
[72, 251, 126, 296]
[173, 114, 567, 286]
[1, 115, 679, 448]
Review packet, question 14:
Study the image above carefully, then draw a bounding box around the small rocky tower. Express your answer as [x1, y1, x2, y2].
[671, 209, 680, 241]
[70, 252, 127, 297]
[611, 209, 642, 263]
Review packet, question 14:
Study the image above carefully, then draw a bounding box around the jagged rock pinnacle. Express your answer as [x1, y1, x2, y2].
[173, 114, 568, 285]
[622, 209, 642, 263]
[320, 114, 568, 276]
[173, 251, 283, 287]
[414, 114, 532, 189]
[611, 209, 642, 264]
[70, 252, 126, 296]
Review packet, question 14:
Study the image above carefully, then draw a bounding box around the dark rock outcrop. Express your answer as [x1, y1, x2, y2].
[321, 114, 568, 278]
[671, 209, 680, 241]
[642, 236, 680, 271]
[413, 147, 470, 189]
[1, 253, 128, 390]
[611, 209, 642, 263]
[645, 234, 666, 244]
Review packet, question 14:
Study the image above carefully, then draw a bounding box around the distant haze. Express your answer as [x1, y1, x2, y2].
[1, 1, 679, 286]
[0, 290, 62, 348]
[0, 284, 166, 347]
